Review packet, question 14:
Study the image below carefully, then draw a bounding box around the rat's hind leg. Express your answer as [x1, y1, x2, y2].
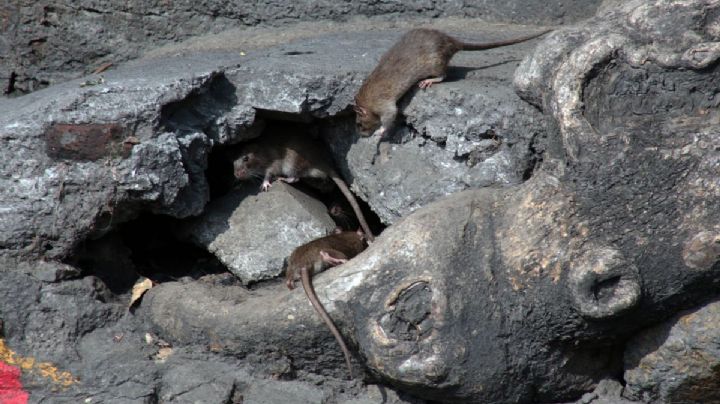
[418, 75, 445, 89]
[418, 57, 449, 89]
[320, 250, 349, 267]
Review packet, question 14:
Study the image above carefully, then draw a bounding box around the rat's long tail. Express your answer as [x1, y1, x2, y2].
[300, 267, 354, 379]
[330, 172, 375, 242]
[459, 29, 552, 51]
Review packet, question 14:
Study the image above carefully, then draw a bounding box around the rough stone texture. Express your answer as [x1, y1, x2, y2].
[0, 261, 124, 367]
[561, 379, 636, 404]
[0, 52, 244, 261]
[340, 384, 425, 404]
[1, 0, 719, 403]
[624, 300, 720, 403]
[0, 260, 150, 402]
[0, 0, 601, 96]
[319, 32, 550, 222]
[241, 379, 324, 404]
[0, 258, 424, 403]
[182, 182, 337, 284]
[158, 358, 248, 403]
[66, 324, 161, 403]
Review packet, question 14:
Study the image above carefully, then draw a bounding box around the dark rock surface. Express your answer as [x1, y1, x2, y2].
[0, 52, 234, 260]
[1, 0, 719, 403]
[1, 0, 602, 96]
[0, 260, 422, 402]
[624, 299, 720, 403]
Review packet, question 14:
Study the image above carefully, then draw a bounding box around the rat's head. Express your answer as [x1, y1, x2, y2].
[328, 200, 358, 230]
[329, 200, 352, 220]
[354, 104, 380, 137]
[351, 228, 369, 247]
[232, 144, 265, 181]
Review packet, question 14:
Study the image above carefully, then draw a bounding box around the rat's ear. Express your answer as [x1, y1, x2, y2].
[333, 226, 344, 235]
[353, 104, 368, 117]
[356, 228, 365, 238]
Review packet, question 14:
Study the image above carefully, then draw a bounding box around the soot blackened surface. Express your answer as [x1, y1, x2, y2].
[574, 61, 719, 309]
[576, 61, 718, 244]
[380, 282, 433, 341]
[584, 62, 720, 133]
[75, 213, 230, 294]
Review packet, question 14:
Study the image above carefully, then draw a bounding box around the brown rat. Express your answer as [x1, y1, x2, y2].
[285, 229, 368, 378]
[231, 132, 375, 242]
[354, 28, 552, 136]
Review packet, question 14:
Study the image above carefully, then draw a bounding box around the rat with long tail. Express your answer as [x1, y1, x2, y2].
[285, 229, 368, 378]
[354, 28, 552, 137]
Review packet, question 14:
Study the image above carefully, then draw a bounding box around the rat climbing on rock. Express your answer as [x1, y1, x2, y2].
[231, 132, 375, 242]
[285, 229, 368, 378]
[354, 28, 552, 136]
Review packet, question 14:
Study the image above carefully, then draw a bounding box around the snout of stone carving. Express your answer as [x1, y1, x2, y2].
[569, 247, 642, 319]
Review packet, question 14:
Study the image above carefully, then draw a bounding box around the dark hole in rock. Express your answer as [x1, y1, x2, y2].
[206, 143, 238, 199]
[521, 131, 544, 181]
[208, 119, 385, 234]
[72, 213, 232, 295]
[4, 71, 16, 95]
[71, 114, 385, 297]
[591, 275, 622, 304]
[283, 51, 315, 56]
[159, 73, 238, 137]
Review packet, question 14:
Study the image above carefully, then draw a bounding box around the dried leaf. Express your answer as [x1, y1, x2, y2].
[129, 277, 153, 309]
